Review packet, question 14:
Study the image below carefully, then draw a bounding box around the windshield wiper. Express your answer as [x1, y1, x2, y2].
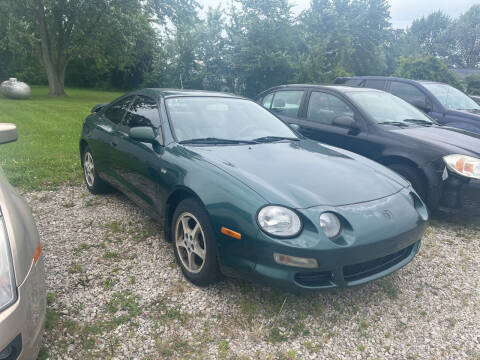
[252, 136, 299, 143]
[378, 121, 410, 127]
[403, 119, 434, 126]
[179, 137, 257, 145]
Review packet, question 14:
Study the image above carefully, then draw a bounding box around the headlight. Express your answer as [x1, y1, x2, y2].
[257, 206, 302, 237]
[0, 218, 16, 312]
[443, 154, 480, 179]
[319, 212, 341, 238]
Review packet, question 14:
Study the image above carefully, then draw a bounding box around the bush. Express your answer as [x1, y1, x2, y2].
[465, 75, 480, 95]
[393, 56, 463, 89]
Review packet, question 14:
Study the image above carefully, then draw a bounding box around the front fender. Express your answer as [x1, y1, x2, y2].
[164, 145, 268, 272]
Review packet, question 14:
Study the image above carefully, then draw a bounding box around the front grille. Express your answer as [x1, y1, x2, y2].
[294, 271, 333, 287]
[343, 244, 414, 283]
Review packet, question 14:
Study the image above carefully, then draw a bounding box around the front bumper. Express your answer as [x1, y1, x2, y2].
[440, 174, 480, 208]
[0, 255, 46, 360]
[230, 189, 428, 291]
[252, 237, 421, 291]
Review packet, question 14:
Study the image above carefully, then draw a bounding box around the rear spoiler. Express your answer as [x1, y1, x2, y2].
[91, 103, 108, 113]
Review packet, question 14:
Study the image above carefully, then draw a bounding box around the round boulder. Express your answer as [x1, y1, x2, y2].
[0, 78, 32, 100]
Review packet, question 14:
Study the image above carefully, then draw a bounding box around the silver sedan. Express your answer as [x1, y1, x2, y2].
[0, 124, 45, 359]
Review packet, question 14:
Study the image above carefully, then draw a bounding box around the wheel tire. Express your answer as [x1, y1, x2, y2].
[388, 163, 430, 203]
[172, 198, 221, 286]
[82, 146, 110, 194]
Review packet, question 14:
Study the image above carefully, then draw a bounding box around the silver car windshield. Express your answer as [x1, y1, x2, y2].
[165, 97, 298, 143]
[422, 83, 480, 111]
[348, 91, 433, 125]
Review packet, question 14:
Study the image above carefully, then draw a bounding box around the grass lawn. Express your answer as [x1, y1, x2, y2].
[0, 86, 122, 190]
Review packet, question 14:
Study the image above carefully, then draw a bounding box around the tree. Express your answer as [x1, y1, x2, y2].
[0, 1, 45, 84]
[7, 0, 198, 96]
[394, 56, 462, 89]
[198, 6, 228, 91]
[226, 0, 301, 96]
[409, 11, 454, 59]
[455, 5, 480, 68]
[342, 0, 391, 75]
[465, 75, 480, 95]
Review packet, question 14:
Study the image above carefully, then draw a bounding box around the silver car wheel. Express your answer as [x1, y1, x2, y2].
[84, 152, 95, 187]
[175, 212, 206, 274]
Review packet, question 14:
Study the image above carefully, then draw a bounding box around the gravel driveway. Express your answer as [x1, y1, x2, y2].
[28, 186, 480, 360]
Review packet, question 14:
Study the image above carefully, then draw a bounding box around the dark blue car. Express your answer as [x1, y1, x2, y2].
[336, 76, 480, 135]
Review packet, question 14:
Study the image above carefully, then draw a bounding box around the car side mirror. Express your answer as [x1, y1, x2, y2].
[0, 123, 18, 144]
[332, 116, 358, 129]
[129, 127, 163, 146]
[290, 124, 300, 132]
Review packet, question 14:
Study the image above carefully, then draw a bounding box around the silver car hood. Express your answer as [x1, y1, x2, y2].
[0, 168, 40, 286]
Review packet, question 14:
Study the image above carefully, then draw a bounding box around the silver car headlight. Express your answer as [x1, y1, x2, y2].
[0, 217, 17, 312]
[443, 154, 480, 180]
[257, 206, 302, 237]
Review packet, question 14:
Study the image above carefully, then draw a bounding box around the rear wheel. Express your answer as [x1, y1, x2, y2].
[82, 146, 110, 194]
[172, 198, 221, 286]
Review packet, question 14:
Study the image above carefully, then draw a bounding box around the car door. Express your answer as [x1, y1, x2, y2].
[91, 96, 134, 182]
[291, 90, 370, 155]
[110, 95, 166, 217]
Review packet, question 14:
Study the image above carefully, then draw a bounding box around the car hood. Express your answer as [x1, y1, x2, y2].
[392, 125, 480, 157]
[447, 109, 480, 120]
[190, 140, 407, 208]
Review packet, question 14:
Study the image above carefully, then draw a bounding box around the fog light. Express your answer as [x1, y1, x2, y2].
[273, 253, 318, 268]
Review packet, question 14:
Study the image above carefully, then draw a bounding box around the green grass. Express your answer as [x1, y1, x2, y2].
[0, 86, 122, 190]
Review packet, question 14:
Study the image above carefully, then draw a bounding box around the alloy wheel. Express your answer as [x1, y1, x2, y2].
[175, 212, 207, 274]
[84, 152, 95, 187]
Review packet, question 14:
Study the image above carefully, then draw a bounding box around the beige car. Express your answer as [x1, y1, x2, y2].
[0, 124, 45, 359]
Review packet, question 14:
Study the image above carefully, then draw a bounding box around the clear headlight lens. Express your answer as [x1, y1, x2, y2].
[319, 212, 342, 238]
[257, 206, 302, 237]
[443, 154, 480, 179]
[0, 218, 16, 312]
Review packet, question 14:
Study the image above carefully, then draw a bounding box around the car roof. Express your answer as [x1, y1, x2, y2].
[259, 84, 385, 96]
[339, 76, 445, 86]
[133, 88, 244, 100]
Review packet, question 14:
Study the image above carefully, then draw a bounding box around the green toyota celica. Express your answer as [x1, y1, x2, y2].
[79, 89, 428, 291]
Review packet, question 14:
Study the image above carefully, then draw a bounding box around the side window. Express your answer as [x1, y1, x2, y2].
[345, 79, 362, 86]
[307, 92, 354, 125]
[271, 91, 304, 117]
[389, 82, 428, 107]
[362, 79, 386, 90]
[104, 97, 134, 124]
[262, 93, 274, 109]
[123, 96, 160, 128]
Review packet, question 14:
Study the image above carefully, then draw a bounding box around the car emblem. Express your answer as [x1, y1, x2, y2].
[382, 210, 394, 220]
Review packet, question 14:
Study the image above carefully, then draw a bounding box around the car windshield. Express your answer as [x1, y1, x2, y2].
[165, 97, 298, 144]
[348, 91, 434, 125]
[422, 83, 480, 111]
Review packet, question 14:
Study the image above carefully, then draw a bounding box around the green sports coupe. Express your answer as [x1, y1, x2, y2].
[79, 89, 428, 291]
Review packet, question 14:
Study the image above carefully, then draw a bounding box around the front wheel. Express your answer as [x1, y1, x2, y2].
[82, 146, 110, 194]
[388, 163, 437, 210]
[172, 198, 221, 286]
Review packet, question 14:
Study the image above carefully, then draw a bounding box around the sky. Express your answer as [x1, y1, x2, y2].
[197, 0, 479, 28]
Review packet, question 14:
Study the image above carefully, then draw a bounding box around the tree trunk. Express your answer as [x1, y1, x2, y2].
[43, 57, 67, 96]
[34, 0, 67, 96]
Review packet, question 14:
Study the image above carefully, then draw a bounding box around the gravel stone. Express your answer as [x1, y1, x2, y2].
[25, 185, 480, 359]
